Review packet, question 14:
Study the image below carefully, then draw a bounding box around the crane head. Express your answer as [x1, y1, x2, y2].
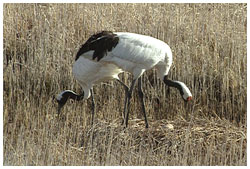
[180, 84, 192, 102]
[56, 91, 71, 114]
[172, 81, 192, 102]
[56, 90, 84, 114]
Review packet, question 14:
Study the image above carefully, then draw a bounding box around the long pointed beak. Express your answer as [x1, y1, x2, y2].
[184, 100, 188, 108]
[57, 104, 63, 114]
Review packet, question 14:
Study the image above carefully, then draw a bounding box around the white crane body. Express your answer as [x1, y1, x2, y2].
[56, 31, 192, 128]
[73, 32, 174, 99]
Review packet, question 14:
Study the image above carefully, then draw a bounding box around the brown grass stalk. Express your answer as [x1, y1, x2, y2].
[3, 3, 247, 165]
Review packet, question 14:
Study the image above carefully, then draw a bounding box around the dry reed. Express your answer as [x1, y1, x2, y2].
[3, 3, 247, 165]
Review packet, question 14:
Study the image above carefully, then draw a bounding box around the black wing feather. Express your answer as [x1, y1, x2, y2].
[75, 31, 119, 61]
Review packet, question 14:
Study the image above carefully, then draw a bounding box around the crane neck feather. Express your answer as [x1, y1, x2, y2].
[57, 90, 84, 102]
[163, 76, 192, 100]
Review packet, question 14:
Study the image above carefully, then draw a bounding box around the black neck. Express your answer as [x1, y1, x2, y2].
[57, 90, 84, 114]
[67, 91, 84, 101]
[163, 76, 184, 95]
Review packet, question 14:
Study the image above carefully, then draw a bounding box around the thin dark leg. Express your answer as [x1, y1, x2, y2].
[138, 76, 149, 128]
[90, 88, 95, 125]
[116, 79, 129, 124]
[125, 78, 138, 127]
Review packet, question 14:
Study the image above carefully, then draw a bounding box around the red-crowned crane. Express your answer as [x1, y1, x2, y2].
[56, 31, 192, 128]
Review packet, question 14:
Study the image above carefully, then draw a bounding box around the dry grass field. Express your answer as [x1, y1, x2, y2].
[3, 3, 247, 165]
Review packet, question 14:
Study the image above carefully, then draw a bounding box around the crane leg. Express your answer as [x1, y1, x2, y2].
[116, 79, 129, 124]
[125, 78, 138, 127]
[137, 77, 149, 128]
[90, 88, 95, 126]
